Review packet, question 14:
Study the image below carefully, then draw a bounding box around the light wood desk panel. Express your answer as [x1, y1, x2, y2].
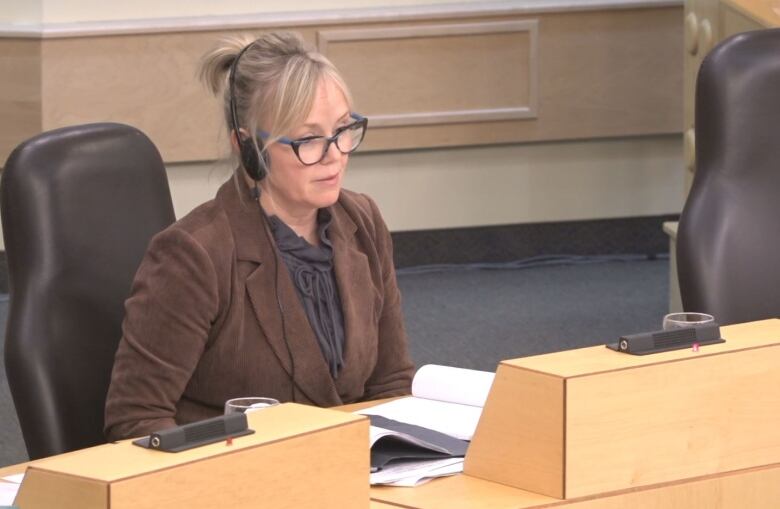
[3, 404, 369, 509]
[370, 462, 780, 508]
[464, 319, 780, 498]
[5, 460, 780, 509]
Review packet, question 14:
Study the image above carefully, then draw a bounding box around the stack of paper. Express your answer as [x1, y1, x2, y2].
[359, 364, 495, 486]
[370, 457, 464, 486]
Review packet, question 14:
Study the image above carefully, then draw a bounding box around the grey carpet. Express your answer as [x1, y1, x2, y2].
[0, 257, 668, 467]
[399, 258, 668, 372]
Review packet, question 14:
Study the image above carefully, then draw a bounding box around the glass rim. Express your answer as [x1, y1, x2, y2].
[663, 312, 715, 324]
[224, 396, 280, 409]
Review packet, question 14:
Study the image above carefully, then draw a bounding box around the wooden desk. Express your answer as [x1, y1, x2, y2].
[370, 463, 780, 508]
[7, 461, 780, 509]
[5, 319, 780, 508]
[1, 404, 370, 509]
[369, 319, 780, 508]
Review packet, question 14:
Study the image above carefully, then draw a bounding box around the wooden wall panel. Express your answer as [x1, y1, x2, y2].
[39, 32, 226, 162]
[1, 5, 682, 164]
[319, 21, 538, 127]
[343, 7, 683, 152]
[0, 38, 42, 162]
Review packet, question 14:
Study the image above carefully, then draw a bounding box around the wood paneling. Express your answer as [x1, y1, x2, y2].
[352, 7, 683, 152]
[39, 32, 225, 162]
[722, 0, 780, 29]
[0, 38, 42, 163]
[319, 20, 538, 127]
[0, 5, 682, 163]
[721, 2, 770, 37]
[682, 0, 779, 191]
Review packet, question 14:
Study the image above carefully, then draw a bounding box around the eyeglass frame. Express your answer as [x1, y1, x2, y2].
[257, 112, 368, 166]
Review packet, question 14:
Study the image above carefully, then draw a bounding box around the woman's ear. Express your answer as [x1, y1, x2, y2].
[230, 128, 246, 151]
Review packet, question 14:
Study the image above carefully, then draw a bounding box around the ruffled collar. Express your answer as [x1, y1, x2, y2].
[267, 208, 334, 266]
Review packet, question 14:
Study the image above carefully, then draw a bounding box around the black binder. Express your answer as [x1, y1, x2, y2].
[368, 415, 469, 471]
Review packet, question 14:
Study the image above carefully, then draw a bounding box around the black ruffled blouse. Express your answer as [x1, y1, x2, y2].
[268, 209, 345, 378]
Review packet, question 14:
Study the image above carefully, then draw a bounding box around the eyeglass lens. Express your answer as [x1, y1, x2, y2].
[296, 122, 366, 165]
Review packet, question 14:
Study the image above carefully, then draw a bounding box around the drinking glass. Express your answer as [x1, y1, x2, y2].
[662, 312, 714, 330]
[224, 397, 279, 415]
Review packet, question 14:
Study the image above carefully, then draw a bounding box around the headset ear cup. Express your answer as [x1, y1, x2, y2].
[239, 137, 268, 181]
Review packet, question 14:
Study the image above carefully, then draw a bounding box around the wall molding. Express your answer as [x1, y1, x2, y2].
[0, 0, 682, 39]
[318, 20, 539, 127]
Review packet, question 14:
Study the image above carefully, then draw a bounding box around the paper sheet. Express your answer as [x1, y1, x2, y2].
[0, 482, 19, 505]
[361, 397, 481, 441]
[412, 364, 495, 407]
[2, 474, 23, 484]
[370, 457, 464, 486]
[360, 364, 494, 440]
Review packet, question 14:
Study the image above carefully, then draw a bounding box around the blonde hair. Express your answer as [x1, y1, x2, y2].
[199, 32, 353, 164]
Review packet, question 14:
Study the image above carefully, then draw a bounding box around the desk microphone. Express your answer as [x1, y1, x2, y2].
[606, 323, 723, 355]
[132, 413, 254, 452]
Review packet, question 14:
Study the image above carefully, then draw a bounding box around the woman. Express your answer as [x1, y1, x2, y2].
[104, 32, 415, 440]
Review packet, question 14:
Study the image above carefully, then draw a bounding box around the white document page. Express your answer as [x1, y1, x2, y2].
[412, 364, 495, 407]
[359, 364, 495, 440]
[370, 457, 464, 486]
[0, 482, 19, 505]
[1, 474, 23, 484]
[362, 398, 480, 441]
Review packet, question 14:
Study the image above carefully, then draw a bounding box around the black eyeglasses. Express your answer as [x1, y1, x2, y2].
[257, 113, 368, 166]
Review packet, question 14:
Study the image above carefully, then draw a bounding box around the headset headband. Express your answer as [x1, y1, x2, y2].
[228, 43, 253, 140]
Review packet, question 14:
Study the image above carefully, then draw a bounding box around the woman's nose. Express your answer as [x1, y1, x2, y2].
[321, 138, 343, 164]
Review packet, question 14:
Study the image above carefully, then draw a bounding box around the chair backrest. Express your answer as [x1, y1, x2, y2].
[677, 28, 780, 325]
[1, 123, 175, 459]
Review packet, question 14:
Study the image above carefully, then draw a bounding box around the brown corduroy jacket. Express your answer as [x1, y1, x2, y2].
[104, 176, 415, 440]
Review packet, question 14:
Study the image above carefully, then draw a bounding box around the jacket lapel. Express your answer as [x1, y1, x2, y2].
[328, 201, 375, 394]
[217, 176, 340, 406]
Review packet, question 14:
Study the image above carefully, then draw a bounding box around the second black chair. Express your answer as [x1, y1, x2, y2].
[677, 28, 780, 325]
[1, 123, 175, 459]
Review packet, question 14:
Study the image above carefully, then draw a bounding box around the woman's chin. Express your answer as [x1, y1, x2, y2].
[307, 187, 341, 210]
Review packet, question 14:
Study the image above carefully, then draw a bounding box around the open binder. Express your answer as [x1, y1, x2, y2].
[369, 415, 468, 471]
[362, 364, 494, 485]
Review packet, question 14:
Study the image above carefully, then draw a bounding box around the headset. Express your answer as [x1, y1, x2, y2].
[228, 44, 269, 181]
[228, 43, 297, 401]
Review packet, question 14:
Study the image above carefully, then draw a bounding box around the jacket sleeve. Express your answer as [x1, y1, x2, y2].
[104, 227, 220, 440]
[361, 195, 416, 400]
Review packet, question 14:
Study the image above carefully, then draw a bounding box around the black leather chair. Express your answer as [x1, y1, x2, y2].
[1, 123, 175, 459]
[677, 28, 780, 325]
